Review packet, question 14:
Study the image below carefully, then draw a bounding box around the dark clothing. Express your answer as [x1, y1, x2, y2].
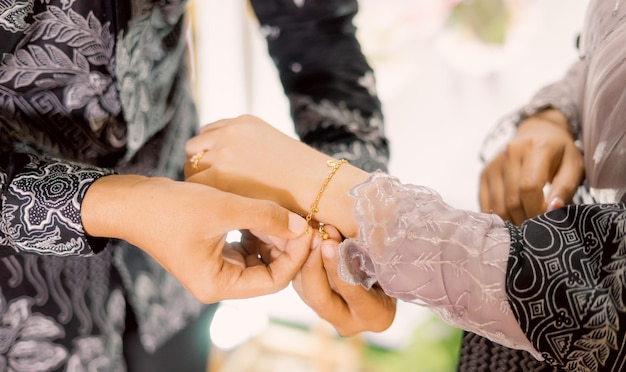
[0, 0, 388, 370]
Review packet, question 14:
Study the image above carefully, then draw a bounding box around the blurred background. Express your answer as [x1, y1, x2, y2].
[190, 1, 589, 370]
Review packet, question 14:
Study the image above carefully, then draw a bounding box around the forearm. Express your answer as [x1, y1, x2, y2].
[186, 117, 370, 238]
[81, 174, 153, 241]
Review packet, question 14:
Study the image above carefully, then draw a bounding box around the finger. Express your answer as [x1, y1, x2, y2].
[299, 234, 331, 297]
[293, 238, 356, 330]
[480, 154, 513, 222]
[478, 169, 492, 214]
[231, 230, 313, 298]
[184, 144, 212, 177]
[240, 230, 261, 255]
[185, 130, 215, 156]
[546, 146, 584, 211]
[222, 246, 246, 268]
[249, 229, 288, 252]
[320, 239, 395, 334]
[239, 230, 291, 266]
[266, 229, 313, 282]
[240, 229, 280, 263]
[293, 234, 327, 301]
[517, 148, 554, 219]
[224, 196, 308, 240]
[197, 117, 238, 134]
[502, 145, 526, 225]
[238, 231, 271, 266]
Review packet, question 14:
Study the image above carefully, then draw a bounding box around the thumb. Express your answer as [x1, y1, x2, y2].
[231, 197, 308, 239]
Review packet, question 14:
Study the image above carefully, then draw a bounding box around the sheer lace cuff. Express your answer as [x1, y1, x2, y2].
[337, 171, 541, 359]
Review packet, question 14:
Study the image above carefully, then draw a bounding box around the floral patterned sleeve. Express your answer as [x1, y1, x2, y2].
[249, 0, 390, 172]
[0, 152, 113, 257]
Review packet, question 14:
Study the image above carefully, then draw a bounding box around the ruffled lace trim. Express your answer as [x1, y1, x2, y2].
[338, 171, 541, 359]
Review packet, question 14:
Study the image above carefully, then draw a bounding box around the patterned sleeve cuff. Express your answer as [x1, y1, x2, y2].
[517, 60, 584, 140]
[1, 153, 114, 256]
[505, 204, 626, 370]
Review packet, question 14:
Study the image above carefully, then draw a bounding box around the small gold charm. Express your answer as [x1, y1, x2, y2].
[318, 223, 330, 240]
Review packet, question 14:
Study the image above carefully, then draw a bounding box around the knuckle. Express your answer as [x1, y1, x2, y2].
[518, 179, 541, 195]
[270, 279, 290, 294]
[506, 141, 525, 155]
[235, 113, 255, 121]
[335, 325, 359, 337]
[504, 196, 520, 210]
[255, 201, 283, 227]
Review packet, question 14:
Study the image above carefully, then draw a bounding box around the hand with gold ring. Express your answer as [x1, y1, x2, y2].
[188, 149, 208, 174]
[185, 115, 369, 238]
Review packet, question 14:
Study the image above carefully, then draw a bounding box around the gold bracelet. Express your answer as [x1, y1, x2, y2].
[304, 159, 347, 238]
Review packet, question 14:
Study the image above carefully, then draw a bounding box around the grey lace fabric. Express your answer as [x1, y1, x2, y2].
[337, 171, 539, 358]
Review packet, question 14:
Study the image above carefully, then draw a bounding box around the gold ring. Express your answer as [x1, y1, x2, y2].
[190, 149, 208, 171]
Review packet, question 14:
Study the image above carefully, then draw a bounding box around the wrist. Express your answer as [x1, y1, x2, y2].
[302, 161, 369, 238]
[531, 108, 569, 132]
[81, 174, 163, 240]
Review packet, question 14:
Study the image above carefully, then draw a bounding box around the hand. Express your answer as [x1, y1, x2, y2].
[82, 174, 312, 303]
[293, 225, 396, 336]
[479, 109, 584, 225]
[292, 225, 395, 336]
[185, 115, 369, 238]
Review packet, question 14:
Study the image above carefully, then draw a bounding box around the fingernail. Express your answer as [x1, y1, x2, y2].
[547, 197, 564, 212]
[288, 213, 307, 235]
[322, 242, 336, 259]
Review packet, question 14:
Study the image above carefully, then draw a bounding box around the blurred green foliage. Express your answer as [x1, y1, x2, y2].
[446, 0, 510, 44]
[362, 315, 463, 372]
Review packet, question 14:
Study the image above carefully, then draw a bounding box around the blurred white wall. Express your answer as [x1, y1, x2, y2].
[193, 0, 589, 351]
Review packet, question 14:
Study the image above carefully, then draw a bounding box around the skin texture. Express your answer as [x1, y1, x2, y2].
[479, 109, 584, 225]
[184, 115, 370, 238]
[81, 173, 311, 304]
[185, 115, 396, 334]
[293, 226, 396, 336]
